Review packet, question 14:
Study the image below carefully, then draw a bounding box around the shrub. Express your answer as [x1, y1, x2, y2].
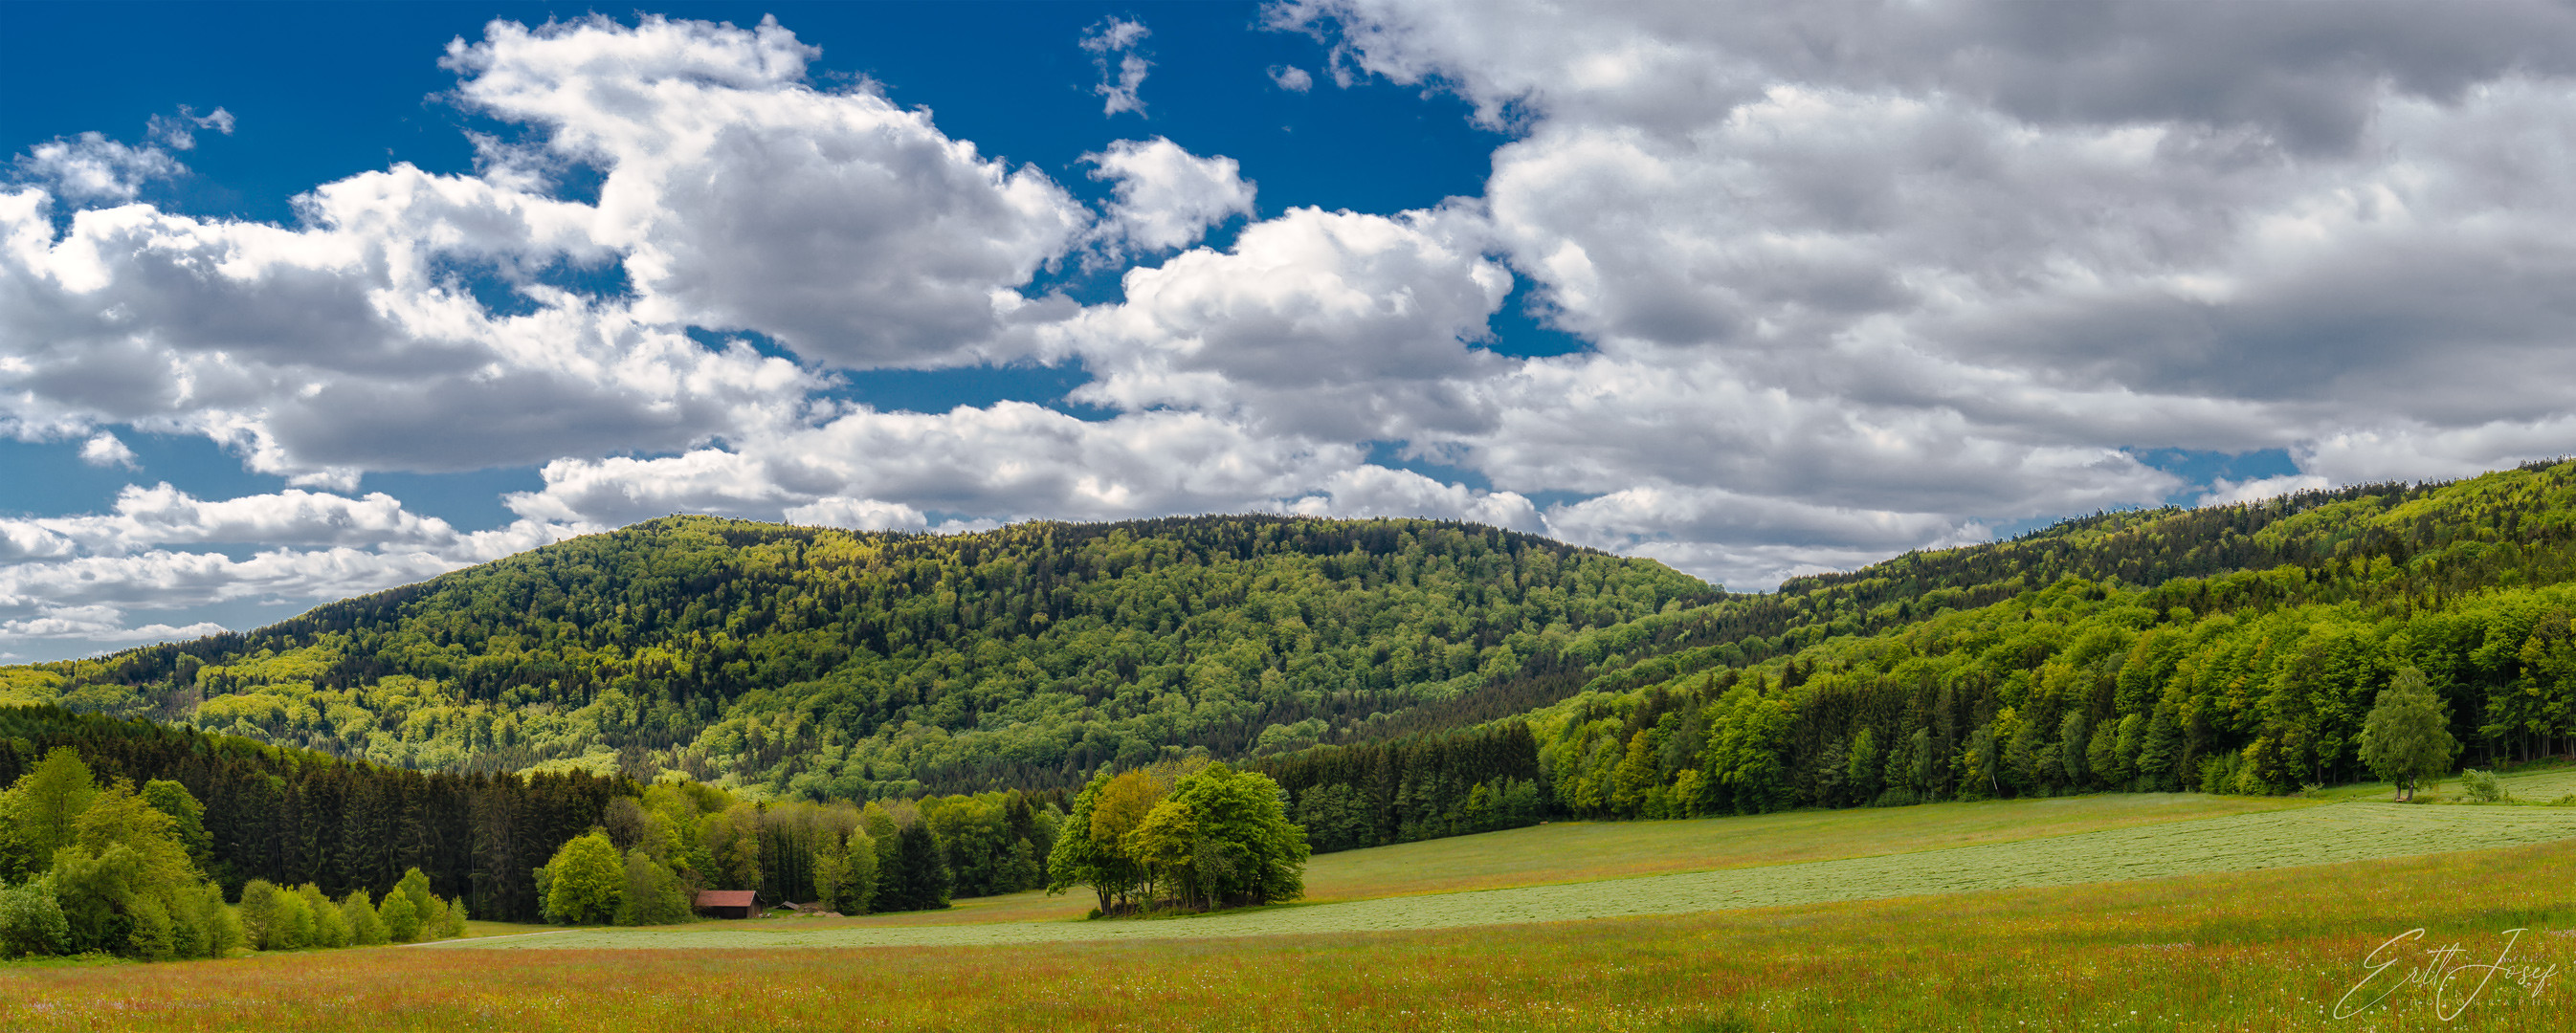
[0, 875, 71, 957]
[2458, 770, 2512, 803]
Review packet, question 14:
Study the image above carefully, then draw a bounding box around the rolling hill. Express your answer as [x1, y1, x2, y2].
[11, 461, 2576, 817]
[0, 516, 1714, 797]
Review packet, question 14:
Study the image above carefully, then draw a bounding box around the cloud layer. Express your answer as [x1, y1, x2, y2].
[11, 6, 2576, 654]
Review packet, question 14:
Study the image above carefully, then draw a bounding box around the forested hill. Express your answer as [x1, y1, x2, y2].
[11, 463, 2575, 808]
[1258, 460, 2576, 853]
[0, 516, 1715, 798]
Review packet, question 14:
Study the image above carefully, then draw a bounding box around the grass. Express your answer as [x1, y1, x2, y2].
[728, 791, 2317, 930]
[421, 801, 2576, 951]
[6, 834, 2569, 1031]
[9, 785, 2570, 1030]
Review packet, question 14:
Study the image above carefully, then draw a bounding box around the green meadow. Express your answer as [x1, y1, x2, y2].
[429, 797, 2576, 951]
[8, 820, 2570, 1031]
[10, 767, 2574, 1031]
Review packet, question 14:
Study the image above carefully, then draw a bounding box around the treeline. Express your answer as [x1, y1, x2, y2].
[0, 706, 623, 922]
[1, 516, 1711, 798]
[0, 706, 1070, 930]
[0, 747, 468, 960]
[1255, 723, 1547, 852]
[532, 780, 1068, 926]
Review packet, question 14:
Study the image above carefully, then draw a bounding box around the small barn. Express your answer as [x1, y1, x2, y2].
[695, 890, 758, 919]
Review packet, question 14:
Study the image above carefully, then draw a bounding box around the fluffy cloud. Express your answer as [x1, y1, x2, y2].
[1086, 138, 1257, 253]
[1278, 465, 1540, 532]
[505, 403, 1360, 529]
[78, 432, 136, 470]
[0, 172, 816, 484]
[447, 15, 1091, 369]
[11, 134, 183, 202]
[1254, 0, 2576, 583]
[0, 486, 589, 651]
[1055, 204, 1512, 442]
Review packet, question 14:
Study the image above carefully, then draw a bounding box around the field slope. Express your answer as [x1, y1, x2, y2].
[437, 793, 2576, 950]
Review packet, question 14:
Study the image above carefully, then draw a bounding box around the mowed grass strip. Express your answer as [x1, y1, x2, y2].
[728, 792, 2321, 930]
[10, 836, 2570, 1031]
[435, 802, 2576, 950]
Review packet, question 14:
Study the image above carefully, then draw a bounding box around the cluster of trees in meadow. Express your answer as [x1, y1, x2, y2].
[530, 783, 1066, 925]
[0, 707, 1077, 943]
[0, 746, 465, 959]
[1048, 761, 1307, 913]
[0, 707, 625, 922]
[0, 516, 1709, 801]
[233, 868, 466, 952]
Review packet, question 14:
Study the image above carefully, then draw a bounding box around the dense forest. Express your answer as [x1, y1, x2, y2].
[0, 516, 1711, 799]
[1259, 462, 2576, 847]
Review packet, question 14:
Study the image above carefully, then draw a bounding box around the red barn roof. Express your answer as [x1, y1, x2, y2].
[696, 890, 757, 909]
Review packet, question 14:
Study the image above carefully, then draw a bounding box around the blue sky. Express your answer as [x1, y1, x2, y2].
[6, 1, 2575, 661]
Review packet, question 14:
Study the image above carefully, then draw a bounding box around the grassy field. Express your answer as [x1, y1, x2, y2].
[7, 834, 2568, 1031]
[10, 779, 2573, 1030]
[724, 791, 2318, 929]
[422, 801, 2576, 951]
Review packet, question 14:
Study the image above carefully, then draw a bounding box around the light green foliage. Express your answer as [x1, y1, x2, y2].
[434, 895, 467, 938]
[2360, 668, 2459, 800]
[394, 868, 437, 929]
[237, 880, 313, 951]
[2457, 768, 2511, 802]
[1048, 769, 1166, 912]
[195, 882, 243, 957]
[236, 879, 281, 949]
[376, 888, 420, 943]
[1144, 764, 1307, 909]
[1055, 762, 1305, 913]
[0, 668, 68, 707]
[702, 802, 762, 892]
[543, 831, 624, 926]
[1, 747, 96, 879]
[614, 849, 691, 926]
[138, 780, 211, 870]
[836, 830, 878, 913]
[342, 889, 389, 945]
[42, 777, 219, 958]
[300, 884, 350, 949]
[922, 794, 1035, 898]
[0, 874, 69, 957]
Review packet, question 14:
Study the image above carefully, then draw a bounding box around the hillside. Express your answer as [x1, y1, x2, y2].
[12, 462, 2576, 812]
[1262, 461, 2576, 851]
[0, 516, 1713, 797]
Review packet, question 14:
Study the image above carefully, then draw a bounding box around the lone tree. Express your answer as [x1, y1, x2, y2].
[2359, 667, 2458, 801]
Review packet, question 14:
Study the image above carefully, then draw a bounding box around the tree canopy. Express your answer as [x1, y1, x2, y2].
[2359, 668, 2458, 800]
